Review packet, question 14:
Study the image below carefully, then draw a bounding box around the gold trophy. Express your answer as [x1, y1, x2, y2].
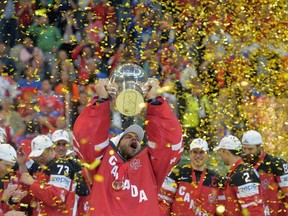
[105, 63, 155, 116]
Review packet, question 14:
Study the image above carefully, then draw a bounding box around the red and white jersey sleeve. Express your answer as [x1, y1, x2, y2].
[271, 156, 288, 196]
[270, 155, 288, 215]
[158, 174, 177, 216]
[248, 153, 288, 215]
[73, 98, 111, 166]
[146, 97, 183, 187]
[29, 159, 76, 216]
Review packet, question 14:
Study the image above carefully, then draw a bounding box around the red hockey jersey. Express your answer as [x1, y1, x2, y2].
[158, 164, 223, 216]
[25, 158, 77, 215]
[73, 97, 183, 216]
[244, 152, 288, 215]
[222, 158, 264, 216]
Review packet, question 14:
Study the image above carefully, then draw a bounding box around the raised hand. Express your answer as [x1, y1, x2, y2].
[1, 184, 18, 202]
[95, 79, 109, 99]
[10, 185, 28, 203]
[16, 146, 27, 166]
[145, 80, 161, 100]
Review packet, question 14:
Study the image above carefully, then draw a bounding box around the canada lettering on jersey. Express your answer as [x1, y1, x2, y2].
[108, 155, 148, 203]
[177, 186, 208, 216]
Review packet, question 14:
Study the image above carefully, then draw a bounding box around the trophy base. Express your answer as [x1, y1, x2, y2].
[116, 89, 144, 116]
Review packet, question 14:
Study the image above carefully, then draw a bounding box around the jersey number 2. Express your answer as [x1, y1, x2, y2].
[243, 172, 250, 182]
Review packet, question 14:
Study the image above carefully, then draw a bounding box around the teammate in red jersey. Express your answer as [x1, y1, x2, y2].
[51, 129, 91, 216]
[242, 130, 288, 216]
[19, 135, 77, 216]
[158, 138, 223, 216]
[214, 135, 264, 216]
[73, 80, 183, 216]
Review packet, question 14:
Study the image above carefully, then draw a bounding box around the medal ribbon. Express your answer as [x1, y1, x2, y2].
[191, 168, 206, 199]
[225, 158, 243, 187]
[254, 151, 266, 170]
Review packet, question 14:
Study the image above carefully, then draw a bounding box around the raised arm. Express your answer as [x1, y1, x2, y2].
[145, 83, 183, 187]
[73, 80, 111, 165]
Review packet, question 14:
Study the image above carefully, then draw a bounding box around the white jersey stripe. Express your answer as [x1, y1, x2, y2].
[158, 194, 174, 203]
[94, 139, 109, 151]
[148, 140, 183, 150]
[162, 184, 177, 193]
[241, 200, 263, 209]
[148, 141, 156, 149]
[172, 139, 183, 151]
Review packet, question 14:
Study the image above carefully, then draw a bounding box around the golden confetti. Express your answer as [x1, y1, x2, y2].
[82, 159, 101, 170]
[242, 208, 250, 216]
[80, 138, 88, 145]
[93, 174, 104, 182]
[109, 149, 115, 155]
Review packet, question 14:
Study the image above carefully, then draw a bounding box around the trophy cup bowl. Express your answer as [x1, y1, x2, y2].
[106, 63, 151, 116]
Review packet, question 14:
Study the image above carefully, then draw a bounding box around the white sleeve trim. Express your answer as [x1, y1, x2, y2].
[94, 139, 109, 151]
[148, 141, 156, 149]
[241, 200, 263, 209]
[72, 133, 80, 148]
[170, 157, 177, 165]
[172, 139, 183, 151]
[158, 194, 174, 203]
[162, 184, 177, 193]
[148, 139, 183, 151]
[73, 146, 83, 159]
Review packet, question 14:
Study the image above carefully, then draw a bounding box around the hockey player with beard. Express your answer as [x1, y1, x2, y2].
[214, 135, 264, 215]
[73, 79, 183, 215]
[242, 130, 288, 216]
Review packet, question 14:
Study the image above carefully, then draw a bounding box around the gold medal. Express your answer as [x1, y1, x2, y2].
[112, 180, 124, 190]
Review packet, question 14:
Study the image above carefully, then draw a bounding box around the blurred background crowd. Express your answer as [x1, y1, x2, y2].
[0, 0, 287, 161]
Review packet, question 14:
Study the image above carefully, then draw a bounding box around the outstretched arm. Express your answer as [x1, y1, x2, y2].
[73, 80, 111, 165]
[145, 82, 183, 188]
